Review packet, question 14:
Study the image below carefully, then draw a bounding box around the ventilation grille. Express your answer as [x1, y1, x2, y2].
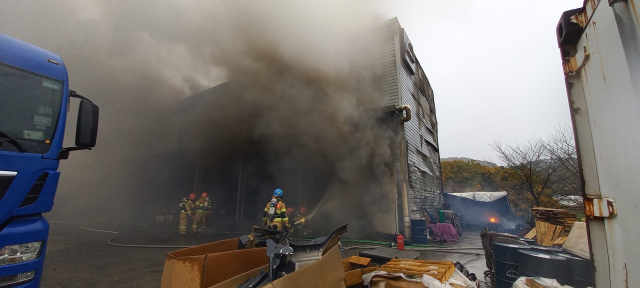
[19, 173, 48, 207]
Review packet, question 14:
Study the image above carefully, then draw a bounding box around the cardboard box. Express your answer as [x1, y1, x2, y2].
[344, 267, 377, 288]
[212, 244, 346, 288]
[161, 238, 269, 288]
[342, 256, 372, 271]
[208, 264, 269, 288]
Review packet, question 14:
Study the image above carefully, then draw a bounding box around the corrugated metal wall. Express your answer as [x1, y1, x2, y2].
[369, 22, 400, 108]
[369, 19, 443, 221]
[389, 19, 444, 220]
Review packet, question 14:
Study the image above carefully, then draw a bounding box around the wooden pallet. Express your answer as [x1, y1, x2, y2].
[533, 207, 580, 242]
[378, 259, 456, 283]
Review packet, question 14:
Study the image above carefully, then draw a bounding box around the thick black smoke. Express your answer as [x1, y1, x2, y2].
[0, 1, 401, 237]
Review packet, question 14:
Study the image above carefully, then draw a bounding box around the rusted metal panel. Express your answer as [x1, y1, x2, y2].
[571, 0, 602, 28]
[584, 197, 617, 218]
[560, 1, 640, 286]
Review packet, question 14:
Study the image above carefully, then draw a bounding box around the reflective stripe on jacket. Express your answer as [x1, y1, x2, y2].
[264, 199, 288, 222]
[179, 200, 192, 213]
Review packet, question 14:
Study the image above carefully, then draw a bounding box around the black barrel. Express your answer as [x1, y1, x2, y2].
[554, 252, 594, 288]
[520, 238, 536, 245]
[493, 243, 528, 288]
[527, 245, 563, 253]
[410, 219, 429, 244]
[517, 249, 568, 283]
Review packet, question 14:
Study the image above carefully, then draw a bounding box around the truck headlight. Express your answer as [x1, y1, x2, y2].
[0, 270, 35, 287]
[0, 241, 42, 266]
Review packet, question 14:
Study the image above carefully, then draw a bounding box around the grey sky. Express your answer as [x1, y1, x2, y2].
[374, 1, 584, 162]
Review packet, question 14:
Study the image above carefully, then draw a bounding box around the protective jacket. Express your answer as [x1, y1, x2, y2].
[263, 197, 288, 230]
[197, 197, 212, 212]
[179, 198, 192, 213]
[178, 198, 193, 235]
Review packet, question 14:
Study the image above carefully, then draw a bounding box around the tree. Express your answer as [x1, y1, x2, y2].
[441, 160, 500, 192]
[490, 140, 562, 208]
[541, 126, 582, 207]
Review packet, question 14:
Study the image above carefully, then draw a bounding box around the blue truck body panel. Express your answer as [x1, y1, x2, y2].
[0, 216, 49, 288]
[0, 33, 73, 287]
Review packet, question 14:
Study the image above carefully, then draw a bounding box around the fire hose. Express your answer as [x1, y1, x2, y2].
[79, 225, 243, 249]
[79, 224, 484, 255]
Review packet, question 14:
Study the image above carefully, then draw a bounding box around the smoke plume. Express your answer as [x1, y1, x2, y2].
[0, 1, 402, 237]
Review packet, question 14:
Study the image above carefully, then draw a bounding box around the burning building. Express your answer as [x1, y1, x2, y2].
[142, 18, 442, 239]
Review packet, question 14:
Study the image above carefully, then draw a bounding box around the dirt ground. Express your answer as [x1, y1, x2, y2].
[42, 219, 492, 288]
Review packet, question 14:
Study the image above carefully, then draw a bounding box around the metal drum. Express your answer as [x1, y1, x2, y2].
[520, 238, 536, 245]
[554, 252, 594, 288]
[493, 243, 527, 287]
[527, 245, 563, 253]
[410, 219, 429, 244]
[517, 249, 568, 283]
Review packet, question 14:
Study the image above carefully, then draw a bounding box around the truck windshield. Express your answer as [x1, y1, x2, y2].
[0, 63, 63, 154]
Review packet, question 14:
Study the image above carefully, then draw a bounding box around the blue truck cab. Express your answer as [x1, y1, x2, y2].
[0, 33, 98, 287]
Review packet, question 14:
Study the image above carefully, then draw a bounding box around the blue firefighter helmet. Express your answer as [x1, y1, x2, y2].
[273, 188, 283, 197]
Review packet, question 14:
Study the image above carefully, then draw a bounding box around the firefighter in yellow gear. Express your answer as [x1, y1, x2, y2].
[293, 206, 310, 236]
[179, 193, 196, 235]
[263, 188, 289, 232]
[192, 192, 211, 233]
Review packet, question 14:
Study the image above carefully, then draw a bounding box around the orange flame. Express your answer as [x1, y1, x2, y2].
[490, 217, 496, 223]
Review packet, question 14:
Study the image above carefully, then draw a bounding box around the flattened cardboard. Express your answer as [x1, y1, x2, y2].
[214, 245, 346, 288]
[204, 247, 269, 287]
[171, 238, 240, 257]
[209, 264, 269, 288]
[343, 256, 372, 272]
[344, 267, 377, 287]
[264, 245, 346, 288]
[161, 238, 268, 288]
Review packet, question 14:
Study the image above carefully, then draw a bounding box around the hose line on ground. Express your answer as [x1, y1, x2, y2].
[80, 225, 484, 255]
[80, 225, 191, 249]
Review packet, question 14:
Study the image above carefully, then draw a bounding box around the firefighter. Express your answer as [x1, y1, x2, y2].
[192, 192, 211, 233]
[263, 188, 289, 232]
[293, 206, 309, 236]
[179, 193, 196, 235]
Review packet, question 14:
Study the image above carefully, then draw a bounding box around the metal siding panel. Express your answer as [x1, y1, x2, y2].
[399, 58, 442, 220]
[566, 3, 639, 287]
[369, 26, 399, 109]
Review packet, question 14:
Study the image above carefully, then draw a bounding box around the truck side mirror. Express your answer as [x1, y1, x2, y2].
[75, 99, 99, 148]
[57, 91, 99, 160]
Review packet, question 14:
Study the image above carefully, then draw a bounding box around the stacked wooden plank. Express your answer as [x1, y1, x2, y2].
[532, 208, 578, 246]
[378, 259, 456, 283]
[523, 228, 536, 239]
[526, 277, 548, 288]
[532, 208, 578, 229]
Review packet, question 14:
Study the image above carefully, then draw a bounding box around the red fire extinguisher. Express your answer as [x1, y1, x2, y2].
[396, 233, 405, 250]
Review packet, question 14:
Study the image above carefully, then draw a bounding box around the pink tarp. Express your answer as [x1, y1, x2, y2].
[427, 223, 459, 242]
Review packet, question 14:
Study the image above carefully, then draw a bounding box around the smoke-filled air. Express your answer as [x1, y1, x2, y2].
[0, 1, 404, 237]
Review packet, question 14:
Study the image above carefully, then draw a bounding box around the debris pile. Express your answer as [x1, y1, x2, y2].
[482, 207, 593, 288]
[525, 208, 579, 246]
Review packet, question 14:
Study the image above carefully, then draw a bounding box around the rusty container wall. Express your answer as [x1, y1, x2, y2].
[558, 0, 640, 287]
